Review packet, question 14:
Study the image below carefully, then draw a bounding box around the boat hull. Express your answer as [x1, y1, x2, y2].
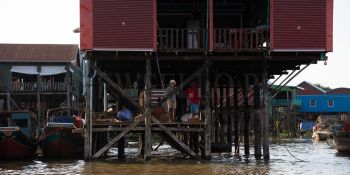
[42, 127, 84, 158]
[0, 131, 35, 160]
[334, 133, 350, 153]
[312, 131, 332, 140]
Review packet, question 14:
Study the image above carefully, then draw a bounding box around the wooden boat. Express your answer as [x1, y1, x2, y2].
[0, 111, 39, 160]
[312, 115, 340, 140]
[333, 122, 350, 153]
[41, 108, 84, 158]
[334, 132, 350, 153]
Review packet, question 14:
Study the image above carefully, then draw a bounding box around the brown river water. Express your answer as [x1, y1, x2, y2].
[0, 138, 349, 175]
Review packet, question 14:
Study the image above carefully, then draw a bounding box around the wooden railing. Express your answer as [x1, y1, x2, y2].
[214, 28, 269, 51]
[158, 28, 208, 51]
[11, 82, 67, 92]
[157, 28, 269, 51]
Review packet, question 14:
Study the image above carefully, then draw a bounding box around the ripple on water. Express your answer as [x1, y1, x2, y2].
[0, 139, 350, 175]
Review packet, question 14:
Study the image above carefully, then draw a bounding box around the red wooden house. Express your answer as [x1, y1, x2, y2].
[79, 0, 333, 160]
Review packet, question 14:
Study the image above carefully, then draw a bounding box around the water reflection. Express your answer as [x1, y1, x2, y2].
[0, 139, 349, 175]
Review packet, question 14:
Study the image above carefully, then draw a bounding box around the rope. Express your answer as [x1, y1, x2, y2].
[156, 53, 165, 89]
[284, 145, 307, 162]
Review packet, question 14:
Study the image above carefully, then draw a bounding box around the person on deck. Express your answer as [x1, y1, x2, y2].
[165, 80, 177, 122]
[185, 82, 200, 119]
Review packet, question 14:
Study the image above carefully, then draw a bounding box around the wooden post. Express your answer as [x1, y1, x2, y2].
[253, 85, 262, 159]
[262, 68, 270, 160]
[84, 58, 92, 160]
[118, 137, 126, 159]
[66, 71, 71, 114]
[243, 84, 250, 156]
[226, 85, 232, 150]
[6, 91, 11, 110]
[144, 59, 152, 160]
[37, 73, 41, 125]
[219, 86, 224, 143]
[204, 60, 211, 159]
[233, 81, 239, 154]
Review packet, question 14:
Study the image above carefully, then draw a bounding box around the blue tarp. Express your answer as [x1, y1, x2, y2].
[117, 108, 133, 122]
[300, 121, 315, 131]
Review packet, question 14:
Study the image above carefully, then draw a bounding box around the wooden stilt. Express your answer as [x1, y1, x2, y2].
[144, 59, 152, 160]
[84, 58, 92, 160]
[118, 136, 126, 159]
[226, 85, 232, 148]
[219, 86, 225, 143]
[262, 68, 270, 159]
[204, 60, 211, 159]
[243, 84, 250, 156]
[233, 81, 239, 154]
[253, 85, 262, 159]
[6, 91, 11, 110]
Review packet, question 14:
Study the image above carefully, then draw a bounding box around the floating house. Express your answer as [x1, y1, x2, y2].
[80, 0, 333, 160]
[0, 44, 81, 125]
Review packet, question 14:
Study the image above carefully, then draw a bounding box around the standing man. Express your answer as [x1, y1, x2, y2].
[165, 80, 177, 122]
[185, 82, 200, 119]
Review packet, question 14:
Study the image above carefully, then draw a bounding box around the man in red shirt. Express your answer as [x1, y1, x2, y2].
[185, 82, 200, 118]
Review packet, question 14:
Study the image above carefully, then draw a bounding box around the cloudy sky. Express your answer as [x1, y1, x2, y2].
[0, 0, 349, 88]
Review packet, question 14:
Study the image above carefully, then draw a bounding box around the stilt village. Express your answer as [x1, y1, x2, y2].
[3, 0, 350, 164]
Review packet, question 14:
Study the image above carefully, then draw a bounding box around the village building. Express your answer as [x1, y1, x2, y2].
[0, 44, 81, 124]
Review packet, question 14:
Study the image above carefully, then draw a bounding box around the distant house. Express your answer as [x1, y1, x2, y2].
[296, 81, 350, 119]
[0, 44, 81, 123]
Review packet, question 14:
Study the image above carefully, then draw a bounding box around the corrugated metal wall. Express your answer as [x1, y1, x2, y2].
[270, 0, 332, 52]
[92, 0, 156, 51]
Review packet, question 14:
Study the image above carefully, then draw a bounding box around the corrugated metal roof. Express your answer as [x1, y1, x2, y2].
[326, 88, 350, 95]
[0, 44, 78, 63]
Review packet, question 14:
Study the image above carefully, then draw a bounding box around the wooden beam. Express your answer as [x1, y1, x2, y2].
[92, 115, 145, 158]
[91, 65, 144, 113]
[144, 59, 152, 160]
[204, 60, 212, 159]
[151, 116, 197, 158]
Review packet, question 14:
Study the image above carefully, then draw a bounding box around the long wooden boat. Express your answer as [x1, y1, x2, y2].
[41, 108, 84, 158]
[334, 132, 350, 153]
[0, 111, 38, 160]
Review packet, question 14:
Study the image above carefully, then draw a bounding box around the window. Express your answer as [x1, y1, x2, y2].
[328, 99, 334, 107]
[310, 99, 316, 107]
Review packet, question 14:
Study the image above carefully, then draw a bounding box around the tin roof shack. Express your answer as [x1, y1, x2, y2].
[0, 44, 81, 126]
[297, 82, 350, 119]
[80, 0, 333, 160]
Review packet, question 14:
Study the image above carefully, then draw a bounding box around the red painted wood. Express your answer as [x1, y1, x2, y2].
[326, 0, 333, 52]
[209, 0, 214, 50]
[92, 0, 155, 51]
[80, 0, 93, 50]
[270, 0, 331, 52]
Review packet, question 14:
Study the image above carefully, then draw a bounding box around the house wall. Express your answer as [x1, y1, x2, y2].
[297, 95, 350, 113]
[0, 64, 12, 91]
